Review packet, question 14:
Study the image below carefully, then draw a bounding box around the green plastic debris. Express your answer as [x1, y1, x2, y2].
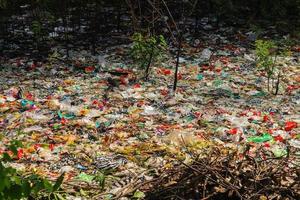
[271, 147, 287, 157]
[252, 91, 267, 97]
[221, 72, 229, 78]
[137, 122, 145, 128]
[247, 133, 273, 143]
[104, 121, 111, 127]
[248, 128, 257, 135]
[197, 74, 203, 80]
[137, 133, 149, 141]
[232, 93, 240, 99]
[63, 113, 75, 119]
[57, 111, 75, 119]
[185, 115, 195, 122]
[95, 121, 101, 128]
[75, 85, 81, 90]
[213, 79, 223, 87]
[57, 111, 63, 119]
[21, 99, 34, 108]
[53, 124, 61, 129]
[104, 194, 113, 200]
[76, 172, 95, 183]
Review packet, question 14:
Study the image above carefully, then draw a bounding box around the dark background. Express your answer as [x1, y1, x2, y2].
[1, 0, 299, 59]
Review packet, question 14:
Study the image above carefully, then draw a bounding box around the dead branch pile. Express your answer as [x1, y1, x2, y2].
[142, 147, 300, 200]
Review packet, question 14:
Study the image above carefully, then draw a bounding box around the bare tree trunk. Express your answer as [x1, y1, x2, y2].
[173, 35, 182, 91]
[267, 76, 270, 92]
[125, 0, 138, 31]
[144, 46, 154, 80]
[274, 72, 280, 95]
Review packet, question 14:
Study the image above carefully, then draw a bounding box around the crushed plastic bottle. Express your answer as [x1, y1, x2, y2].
[289, 139, 300, 148]
[141, 106, 158, 115]
[200, 48, 212, 61]
[247, 133, 273, 143]
[57, 110, 75, 119]
[270, 145, 287, 157]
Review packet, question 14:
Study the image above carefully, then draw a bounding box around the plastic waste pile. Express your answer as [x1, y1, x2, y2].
[0, 30, 299, 199]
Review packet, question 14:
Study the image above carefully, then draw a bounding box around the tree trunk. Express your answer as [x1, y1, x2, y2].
[274, 72, 280, 95]
[144, 46, 154, 80]
[173, 35, 182, 91]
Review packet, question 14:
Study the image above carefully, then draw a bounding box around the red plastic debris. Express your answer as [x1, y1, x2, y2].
[85, 66, 95, 73]
[274, 135, 284, 142]
[228, 128, 238, 135]
[34, 144, 41, 151]
[263, 115, 269, 122]
[269, 112, 275, 116]
[264, 143, 270, 148]
[194, 112, 202, 118]
[215, 68, 222, 73]
[17, 148, 24, 159]
[162, 69, 171, 75]
[177, 73, 183, 80]
[92, 100, 99, 105]
[25, 92, 34, 101]
[160, 89, 168, 96]
[253, 111, 261, 116]
[120, 76, 128, 85]
[61, 118, 68, 125]
[30, 62, 37, 70]
[133, 83, 141, 89]
[285, 121, 297, 131]
[49, 144, 55, 151]
[268, 129, 273, 134]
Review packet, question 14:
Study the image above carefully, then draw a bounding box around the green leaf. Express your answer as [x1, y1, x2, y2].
[21, 181, 32, 197]
[54, 193, 66, 200]
[76, 172, 95, 183]
[31, 178, 45, 195]
[2, 153, 12, 161]
[7, 184, 23, 199]
[52, 172, 65, 192]
[133, 190, 145, 199]
[80, 189, 88, 196]
[43, 179, 53, 192]
[94, 173, 106, 191]
[8, 145, 18, 155]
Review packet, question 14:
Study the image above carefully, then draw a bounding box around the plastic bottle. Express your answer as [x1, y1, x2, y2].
[289, 139, 300, 148]
[247, 133, 273, 143]
[270, 145, 287, 157]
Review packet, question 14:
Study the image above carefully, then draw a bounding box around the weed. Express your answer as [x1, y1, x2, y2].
[130, 32, 167, 80]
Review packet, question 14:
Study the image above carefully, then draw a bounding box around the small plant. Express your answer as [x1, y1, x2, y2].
[0, 141, 65, 199]
[130, 32, 167, 80]
[0, 0, 7, 8]
[94, 172, 106, 191]
[255, 39, 275, 92]
[255, 39, 288, 95]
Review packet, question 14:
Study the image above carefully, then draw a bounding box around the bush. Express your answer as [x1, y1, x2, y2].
[255, 39, 289, 95]
[0, 141, 65, 199]
[130, 32, 167, 80]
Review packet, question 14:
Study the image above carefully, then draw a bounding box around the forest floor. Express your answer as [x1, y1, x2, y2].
[0, 27, 300, 199]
